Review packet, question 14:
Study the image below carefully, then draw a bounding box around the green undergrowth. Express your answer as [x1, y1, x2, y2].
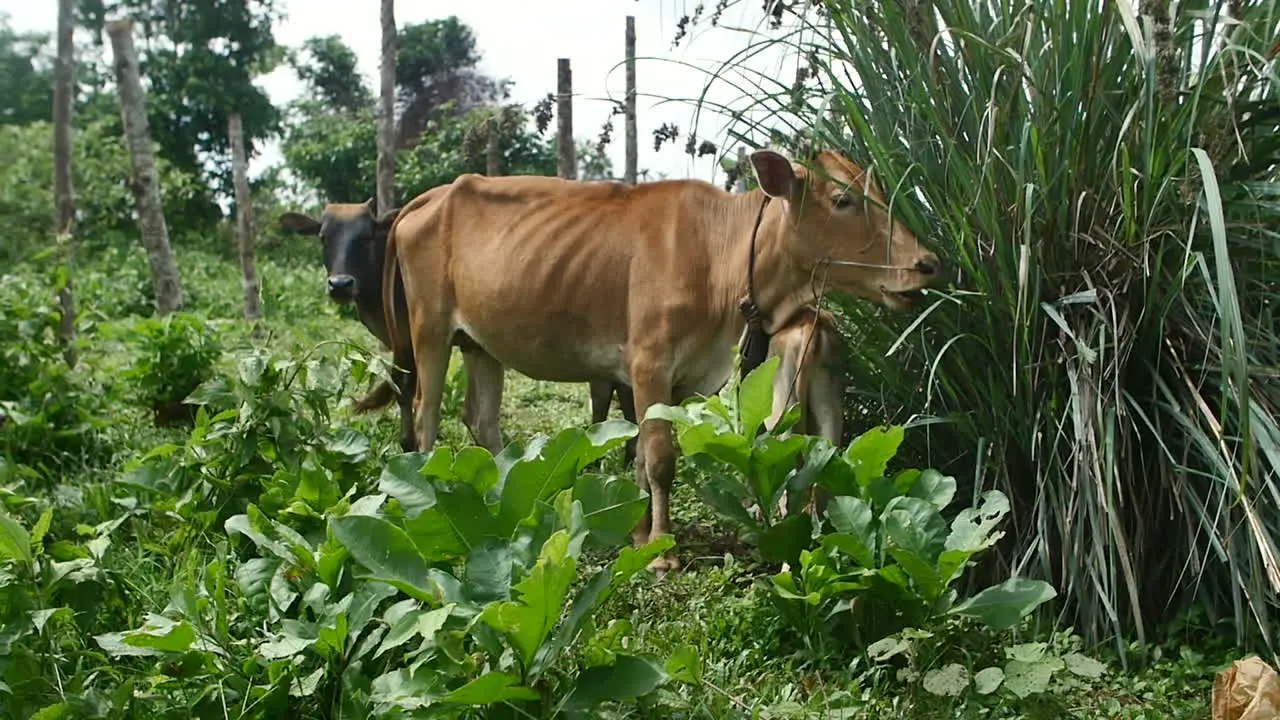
[0, 249, 1227, 717]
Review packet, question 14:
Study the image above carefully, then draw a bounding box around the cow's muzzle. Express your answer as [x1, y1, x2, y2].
[327, 274, 357, 302]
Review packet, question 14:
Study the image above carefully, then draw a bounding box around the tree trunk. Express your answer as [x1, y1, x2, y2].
[624, 16, 638, 185]
[228, 113, 262, 330]
[556, 58, 575, 180]
[376, 0, 397, 215]
[486, 115, 502, 177]
[53, 0, 77, 366]
[106, 18, 183, 316]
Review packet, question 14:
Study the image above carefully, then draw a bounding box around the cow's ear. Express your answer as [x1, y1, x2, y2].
[279, 212, 321, 235]
[750, 150, 798, 198]
[375, 207, 401, 230]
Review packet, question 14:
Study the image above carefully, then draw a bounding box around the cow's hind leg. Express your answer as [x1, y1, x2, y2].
[392, 346, 417, 452]
[616, 383, 638, 468]
[461, 348, 505, 455]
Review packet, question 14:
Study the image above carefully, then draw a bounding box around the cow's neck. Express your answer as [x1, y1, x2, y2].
[711, 190, 817, 336]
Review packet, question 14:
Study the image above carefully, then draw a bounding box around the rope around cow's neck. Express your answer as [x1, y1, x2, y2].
[737, 194, 773, 380]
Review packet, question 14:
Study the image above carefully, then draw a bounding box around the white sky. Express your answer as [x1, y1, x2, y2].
[2, 0, 811, 188]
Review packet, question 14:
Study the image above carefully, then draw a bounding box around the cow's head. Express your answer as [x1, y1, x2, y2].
[279, 199, 400, 305]
[750, 149, 941, 311]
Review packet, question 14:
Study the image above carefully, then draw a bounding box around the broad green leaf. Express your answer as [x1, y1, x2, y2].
[674, 422, 754, 476]
[750, 433, 810, 512]
[824, 496, 876, 566]
[844, 425, 904, 485]
[329, 514, 439, 603]
[664, 644, 703, 685]
[737, 355, 781, 437]
[94, 631, 165, 657]
[326, 428, 370, 458]
[866, 636, 910, 662]
[945, 490, 1011, 554]
[465, 540, 517, 603]
[922, 663, 969, 697]
[786, 439, 838, 515]
[378, 453, 437, 517]
[122, 616, 197, 653]
[370, 666, 446, 710]
[948, 578, 1058, 629]
[1003, 654, 1064, 698]
[885, 546, 946, 602]
[572, 474, 649, 547]
[0, 512, 31, 565]
[403, 507, 470, 562]
[453, 446, 501, 496]
[974, 666, 1004, 694]
[695, 476, 760, 536]
[908, 469, 957, 510]
[564, 654, 668, 712]
[531, 535, 675, 679]
[479, 530, 577, 670]
[376, 604, 453, 659]
[881, 496, 949, 568]
[441, 671, 539, 705]
[758, 513, 812, 566]
[496, 423, 635, 535]
[1063, 652, 1107, 678]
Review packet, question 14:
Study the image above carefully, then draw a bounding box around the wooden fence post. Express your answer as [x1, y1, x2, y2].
[557, 58, 575, 179]
[624, 16, 637, 185]
[376, 0, 397, 215]
[228, 113, 262, 332]
[736, 145, 748, 192]
[53, 0, 77, 366]
[106, 18, 184, 315]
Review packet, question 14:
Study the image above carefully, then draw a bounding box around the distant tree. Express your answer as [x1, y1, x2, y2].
[394, 17, 505, 148]
[0, 16, 54, 126]
[575, 138, 614, 180]
[282, 101, 555, 204]
[78, 0, 285, 199]
[289, 35, 371, 114]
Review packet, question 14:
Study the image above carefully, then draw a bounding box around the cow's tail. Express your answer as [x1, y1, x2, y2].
[382, 203, 408, 393]
[352, 380, 396, 413]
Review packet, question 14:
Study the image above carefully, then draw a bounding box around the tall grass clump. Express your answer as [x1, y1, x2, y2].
[675, 0, 1280, 653]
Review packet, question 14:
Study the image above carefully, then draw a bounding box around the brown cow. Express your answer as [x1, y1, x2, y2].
[384, 148, 940, 571]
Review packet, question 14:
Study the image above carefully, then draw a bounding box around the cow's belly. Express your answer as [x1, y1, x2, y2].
[452, 310, 627, 384]
[670, 324, 742, 399]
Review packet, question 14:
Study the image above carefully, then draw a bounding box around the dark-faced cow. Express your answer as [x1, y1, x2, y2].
[278, 197, 632, 457]
[383, 148, 941, 572]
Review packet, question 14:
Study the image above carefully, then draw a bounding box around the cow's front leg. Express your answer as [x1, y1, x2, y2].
[411, 321, 453, 454]
[630, 359, 681, 573]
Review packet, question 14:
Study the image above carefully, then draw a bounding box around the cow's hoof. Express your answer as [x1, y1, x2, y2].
[646, 553, 682, 577]
[399, 438, 416, 453]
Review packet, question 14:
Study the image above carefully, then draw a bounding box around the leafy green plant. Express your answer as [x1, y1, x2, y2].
[117, 312, 223, 427]
[101, 420, 680, 717]
[0, 265, 112, 477]
[672, 0, 1280, 650]
[646, 355, 820, 568]
[650, 358, 1057, 655]
[115, 346, 382, 549]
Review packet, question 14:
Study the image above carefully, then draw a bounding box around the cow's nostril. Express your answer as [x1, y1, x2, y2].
[915, 256, 940, 277]
[328, 275, 355, 291]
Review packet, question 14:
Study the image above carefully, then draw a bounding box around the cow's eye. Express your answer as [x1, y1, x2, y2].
[833, 193, 857, 210]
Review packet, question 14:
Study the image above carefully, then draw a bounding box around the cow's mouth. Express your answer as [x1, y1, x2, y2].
[880, 286, 926, 309]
